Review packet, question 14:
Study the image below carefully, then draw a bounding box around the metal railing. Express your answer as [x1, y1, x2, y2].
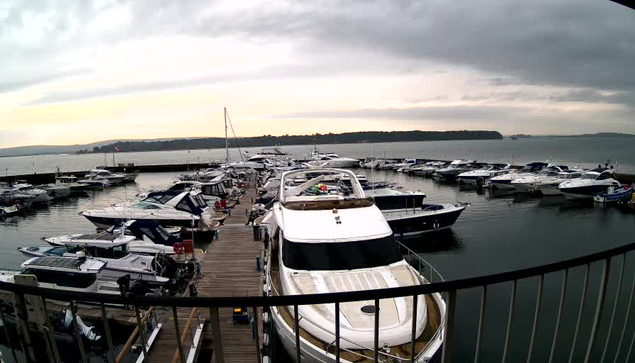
[1, 241, 635, 362]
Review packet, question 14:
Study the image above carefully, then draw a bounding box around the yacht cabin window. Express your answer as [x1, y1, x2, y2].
[282, 235, 402, 270]
[597, 173, 612, 180]
[21, 269, 97, 288]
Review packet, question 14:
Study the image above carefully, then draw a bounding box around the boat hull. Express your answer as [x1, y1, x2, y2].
[384, 205, 466, 237]
[83, 214, 199, 230]
[560, 185, 612, 200]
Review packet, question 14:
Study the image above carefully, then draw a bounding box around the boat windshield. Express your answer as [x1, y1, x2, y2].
[282, 235, 402, 270]
[581, 173, 599, 180]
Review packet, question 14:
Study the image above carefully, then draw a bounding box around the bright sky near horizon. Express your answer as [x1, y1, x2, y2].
[0, 0, 634, 148]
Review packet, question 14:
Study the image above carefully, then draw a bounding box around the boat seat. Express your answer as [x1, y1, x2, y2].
[421, 204, 444, 211]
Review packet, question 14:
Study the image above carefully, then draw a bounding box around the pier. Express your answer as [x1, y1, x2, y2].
[144, 175, 264, 363]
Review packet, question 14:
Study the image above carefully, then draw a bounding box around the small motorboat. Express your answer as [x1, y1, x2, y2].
[39, 184, 71, 199]
[434, 159, 478, 181]
[457, 163, 512, 186]
[0, 204, 23, 218]
[593, 184, 633, 203]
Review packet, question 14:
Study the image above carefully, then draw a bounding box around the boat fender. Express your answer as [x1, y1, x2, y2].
[263, 333, 270, 346]
[173, 243, 185, 254]
[263, 356, 271, 363]
[433, 221, 440, 229]
[263, 312, 269, 324]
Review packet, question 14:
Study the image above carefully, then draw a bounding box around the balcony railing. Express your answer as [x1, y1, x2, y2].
[1, 240, 635, 362]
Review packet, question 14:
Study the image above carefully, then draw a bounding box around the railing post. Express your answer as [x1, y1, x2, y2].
[209, 307, 225, 363]
[526, 274, 544, 363]
[548, 269, 569, 363]
[0, 304, 19, 363]
[501, 279, 518, 363]
[474, 285, 488, 363]
[374, 298, 380, 363]
[335, 302, 341, 363]
[615, 257, 635, 363]
[441, 290, 457, 363]
[70, 300, 88, 363]
[101, 303, 115, 363]
[252, 306, 261, 363]
[134, 305, 149, 363]
[13, 291, 36, 362]
[601, 254, 626, 362]
[173, 307, 185, 363]
[410, 294, 418, 363]
[294, 305, 301, 363]
[583, 258, 611, 363]
[569, 263, 591, 363]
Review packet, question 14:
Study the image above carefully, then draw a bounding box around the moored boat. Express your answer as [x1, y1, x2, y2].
[558, 167, 620, 200]
[261, 168, 447, 363]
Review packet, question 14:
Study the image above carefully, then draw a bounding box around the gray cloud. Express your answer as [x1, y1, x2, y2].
[2, 0, 635, 109]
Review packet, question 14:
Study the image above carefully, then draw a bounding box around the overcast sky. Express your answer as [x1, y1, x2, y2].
[0, 0, 633, 148]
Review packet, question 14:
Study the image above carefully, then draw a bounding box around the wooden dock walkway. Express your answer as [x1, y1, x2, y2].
[145, 175, 264, 363]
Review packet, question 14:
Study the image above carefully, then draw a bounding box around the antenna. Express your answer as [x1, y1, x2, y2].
[224, 107, 229, 164]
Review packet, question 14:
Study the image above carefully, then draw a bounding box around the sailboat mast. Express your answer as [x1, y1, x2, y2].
[224, 107, 229, 164]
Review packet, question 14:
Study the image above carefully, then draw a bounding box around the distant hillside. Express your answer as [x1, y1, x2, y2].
[84, 130, 503, 154]
[0, 137, 207, 158]
[564, 132, 635, 138]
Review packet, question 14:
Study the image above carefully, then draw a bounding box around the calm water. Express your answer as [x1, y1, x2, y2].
[1, 165, 634, 361]
[2, 136, 635, 175]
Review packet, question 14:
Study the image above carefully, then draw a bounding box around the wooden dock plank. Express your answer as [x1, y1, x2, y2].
[147, 175, 264, 363]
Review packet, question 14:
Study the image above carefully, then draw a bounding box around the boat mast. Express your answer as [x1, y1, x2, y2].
[224, 107, 229, 164]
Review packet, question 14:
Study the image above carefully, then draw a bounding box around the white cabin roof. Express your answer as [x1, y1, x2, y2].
[280, 205, 392, 243]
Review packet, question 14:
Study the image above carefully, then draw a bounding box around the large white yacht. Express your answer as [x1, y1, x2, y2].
[262, 168, 446, 363]
[558, 168, 621, 199]
[487, 161, 548, 191]
[80, 190, 213, 229]
[434, 159, 477, 181]
[306, 148, 360, 168]
[457, 163, 512, 186]
[510, 165, 571, 192]
[11, 182, 50, 204]
[535, 170, 584, 196]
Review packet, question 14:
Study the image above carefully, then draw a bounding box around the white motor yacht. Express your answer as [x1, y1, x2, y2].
[39, 184, 71, 199]
[434, 159, 478, 181]
[535, 171, 584, 196]
[44, 220, 180, 256]
[80, 190, 213, 229]
[80, 169, 126, 187]
[0, 256, 121, 295]
[457, 164, 512, 186]
[307, 149, 360, 168]
[18, 237, 173, 286]
[487, 162, 548, 191]
[262, 168, 446, 363]
[410, 161, 447, 177]
[394, 159, 418, 172]
[510, 165, 571, 193]
[12, 182, 50, 204]
[558, 168, 621, 199]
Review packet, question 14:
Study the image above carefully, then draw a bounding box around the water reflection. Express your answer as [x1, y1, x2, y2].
[397, 229, 464, 254]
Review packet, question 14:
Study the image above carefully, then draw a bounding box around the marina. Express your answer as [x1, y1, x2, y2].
[1, 140, 635, 362]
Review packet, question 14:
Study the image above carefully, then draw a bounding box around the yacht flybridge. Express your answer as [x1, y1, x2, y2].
[262, 168, 446, 363]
